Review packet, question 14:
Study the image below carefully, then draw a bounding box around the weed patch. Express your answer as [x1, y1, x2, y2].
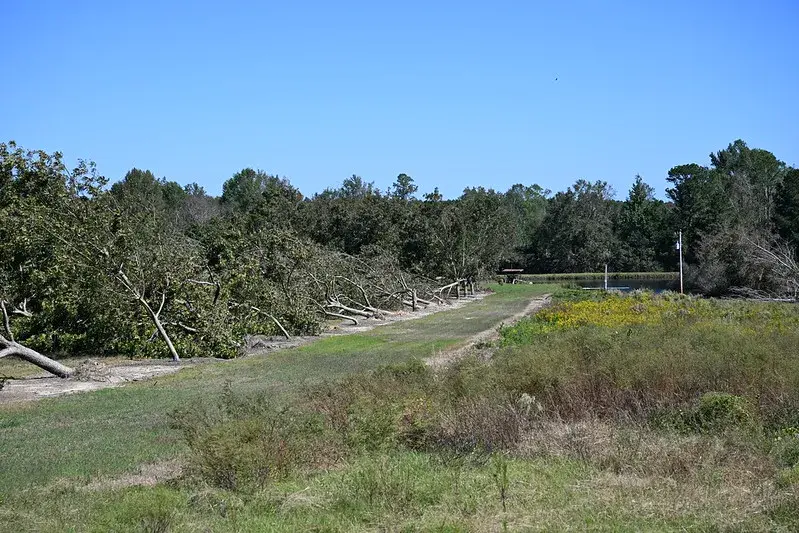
[171, 385, 341, 492]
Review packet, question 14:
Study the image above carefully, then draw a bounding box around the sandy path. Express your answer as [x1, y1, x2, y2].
[0, 294, 487, 404]
[0, 291, 549, 404]
[425, 294, 550, 369]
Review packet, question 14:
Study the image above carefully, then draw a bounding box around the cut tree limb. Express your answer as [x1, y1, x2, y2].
[250, 306, 291, 340]
[324, 297, 373, 318]
[0, 340, 74, 378]
[314, 301, 358, 325]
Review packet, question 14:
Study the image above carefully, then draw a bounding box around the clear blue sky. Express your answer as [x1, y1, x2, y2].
[3, 0, 798, 200]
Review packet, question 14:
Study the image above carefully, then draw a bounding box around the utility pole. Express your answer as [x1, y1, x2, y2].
[678, 230, 684, 294]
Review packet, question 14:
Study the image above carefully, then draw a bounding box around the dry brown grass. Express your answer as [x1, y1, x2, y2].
[518, 418, 774, 481]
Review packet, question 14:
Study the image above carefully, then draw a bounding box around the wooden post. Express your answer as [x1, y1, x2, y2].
[678, 230, 684, 294]
[604, 264, 608, 291]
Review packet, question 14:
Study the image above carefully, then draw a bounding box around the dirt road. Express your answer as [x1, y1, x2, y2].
[425, 294, 550, 368]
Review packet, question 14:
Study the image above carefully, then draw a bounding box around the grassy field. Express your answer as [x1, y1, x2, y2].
[3, 284, 799, 531]
[0, 284, 554, 523]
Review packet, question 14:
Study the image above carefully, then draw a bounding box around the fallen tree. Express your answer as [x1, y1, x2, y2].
[0, 300, 73, 378]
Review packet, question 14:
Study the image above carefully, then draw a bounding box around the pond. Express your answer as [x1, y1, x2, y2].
[571, 277, 678, 293]
[527, 277, 679, 293]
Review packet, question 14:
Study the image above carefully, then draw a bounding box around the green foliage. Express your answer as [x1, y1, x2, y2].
[775, 168, 799, 248]
[693, 392, 759, 433]
[668, 140, 793, 293]
[531, 179, 617, 272]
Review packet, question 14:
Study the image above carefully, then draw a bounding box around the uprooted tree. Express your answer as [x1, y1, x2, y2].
[23, 137, 799, 377]
[0, 143, 476, 379]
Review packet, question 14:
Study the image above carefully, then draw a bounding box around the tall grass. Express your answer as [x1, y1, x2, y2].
[493, 292, 799, 426]
[164, 291, 799, 529]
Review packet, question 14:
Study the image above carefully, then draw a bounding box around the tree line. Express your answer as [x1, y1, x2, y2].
[2, 139, 798, 372]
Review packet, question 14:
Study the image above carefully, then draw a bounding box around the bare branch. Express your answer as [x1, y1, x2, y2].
[336, 276, 374, 309]
[321, 310, 358, 325]
[186, 279, 216, 286]
[12, 299, 32, 318]
[166, 322, 199, 334]
[313, 300, 358, 325]
[156, 289, 166, 318]
[0, 301, 14, 343]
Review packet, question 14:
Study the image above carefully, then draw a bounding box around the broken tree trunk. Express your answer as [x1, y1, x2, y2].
[339, 295, 393, 318]
[0, 340, 74, 378]
[258, 310, 291, 340]
[325, 298, 373, 318]
[323, 311, 359, 325]
[435, 279, 466, 301]
[0, 301, 74, 378]
[142, 301, 180, 362]
[314, 301, 359, 325]
[117, 268, 180, 362]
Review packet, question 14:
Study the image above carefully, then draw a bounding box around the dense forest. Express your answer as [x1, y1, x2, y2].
[2, 139, 798, 370]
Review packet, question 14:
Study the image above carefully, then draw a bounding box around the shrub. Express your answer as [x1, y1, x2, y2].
[171, 387, 340, 492]
[344, 398, 403, 452]
[305, 359, 437, 452]
[692, 392, 760, 433]
[421, 396, 529, 455]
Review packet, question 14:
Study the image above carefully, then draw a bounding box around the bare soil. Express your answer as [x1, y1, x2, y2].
[0, 359, 200, 404]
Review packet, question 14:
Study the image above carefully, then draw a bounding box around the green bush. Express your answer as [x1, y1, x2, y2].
[305, 359, 437, 452]
[345, 399, 402, 452]
[692, 392, 759, 433]
[776, 464, 799, 487]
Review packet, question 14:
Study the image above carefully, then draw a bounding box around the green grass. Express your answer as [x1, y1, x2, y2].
[0, 283, 555, 497]
[2, 451, 790, 532]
